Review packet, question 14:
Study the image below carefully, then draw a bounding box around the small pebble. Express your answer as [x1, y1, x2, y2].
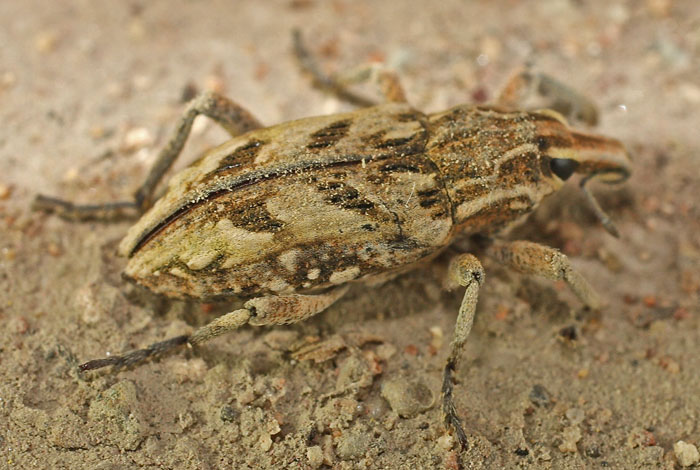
[558, 426, 582, 453]
[63, 167, 79, 182]
[375, 343, 397, 361]
[381, 377, 433, 418]
[659, 356, 681, 374]
[122, 127, 153, 152]
[132, 74, 152, 90]
[47, 242, 62, 257]
[674, 441, 700, 467]
[128, 18, 146, 41]
[529, 384, 552, 407]
[0, 183, 11, 200]
[479, 36, 502, 61]
[205, 73, 226, 94]
[437, 433, 454, 451]
[11, 316, 30, 334]
[307, 445, 324, 468]
[2, 247, 16, 261]
[259, 433, 273, 452]
[566, 407, 585, 426]
[1, 71, 16, 90]
[336, 355, 372, 390]
[646, 0, 672, 17]
[679, 82, 700, 104]
[35, 31, 59, 53]
[89, 125, 107, 140]
[335, 429, 369, 460]
[429, 325, 444, 350]
[178, 411, 196, 431]
[642, 295, 657, 307]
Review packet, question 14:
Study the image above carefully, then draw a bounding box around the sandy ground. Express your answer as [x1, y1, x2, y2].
[1, 1, 699, 469]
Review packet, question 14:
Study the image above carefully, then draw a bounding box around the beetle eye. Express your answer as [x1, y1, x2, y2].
[549, 158, 579, 180]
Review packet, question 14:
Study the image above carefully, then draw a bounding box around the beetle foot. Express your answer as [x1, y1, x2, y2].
[78, 334, 189, 371]
[442, 358, 469, 449]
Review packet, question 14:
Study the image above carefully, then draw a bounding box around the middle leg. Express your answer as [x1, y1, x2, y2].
[292, 29, 408, 106]
[79, 286, 349, 371]
[442, 253, 485, 449]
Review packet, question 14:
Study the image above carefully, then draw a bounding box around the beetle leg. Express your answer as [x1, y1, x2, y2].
[486, 240, 601, 310]
[32, 195, 141, 221]
[442, 253, 485, 450]
[78, 286, 349, 372]
[292, 29, 407, 106]
[333, 64, 408, 104]
[190, 285, 350, 344]
[34, 91, 263, 219]
[494, 65, 599, 126]
[133, 91, 263, 210]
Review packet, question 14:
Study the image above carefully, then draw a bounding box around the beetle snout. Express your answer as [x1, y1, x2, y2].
[533, 113, 631, 185]
[569, 130, 631, 184]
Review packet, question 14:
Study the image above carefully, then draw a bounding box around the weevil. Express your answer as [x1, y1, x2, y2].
[33, 32, 631, 449]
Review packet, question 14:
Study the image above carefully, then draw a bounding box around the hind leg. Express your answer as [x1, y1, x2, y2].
[34, 92, 263, 220]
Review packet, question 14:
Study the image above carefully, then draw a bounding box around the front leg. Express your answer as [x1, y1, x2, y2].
[486, 239, 601, 310]
[442, 253, 485, 449]
[494, 65, 599, 126]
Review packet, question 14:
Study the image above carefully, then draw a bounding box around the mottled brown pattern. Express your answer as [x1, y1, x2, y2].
[317, 179, 376, 214]
[457, 194, 534, 234]
[306, 119, 351, 149]
[226, 198, 285, 233]
[366, 125, 428, 157]
[120, 101, 628, 300]
[210, 139, 266, 175]
[497, 151, 545, 186]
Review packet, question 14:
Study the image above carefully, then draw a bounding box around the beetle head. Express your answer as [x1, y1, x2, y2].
[533, 109, 631, 236]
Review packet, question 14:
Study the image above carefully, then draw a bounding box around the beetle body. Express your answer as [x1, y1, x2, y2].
[120, 102, 628, 301]
[34, 49, 631, 451]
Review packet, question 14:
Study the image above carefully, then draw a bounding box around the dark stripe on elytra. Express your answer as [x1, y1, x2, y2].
[212, 139, 266, 174]
[322, 182, 376, 212]
[306, 119, 352, 149]
[366, 127, 427, 157]
[417, 188, 442, 208]
[130, 153, 421, 257]
[428, 126, 480, 152]
[395, 111, 421, 122]
[380, 163, 421, 173]
[227, 200, 285, 233]
[373, 136, 415, 149]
